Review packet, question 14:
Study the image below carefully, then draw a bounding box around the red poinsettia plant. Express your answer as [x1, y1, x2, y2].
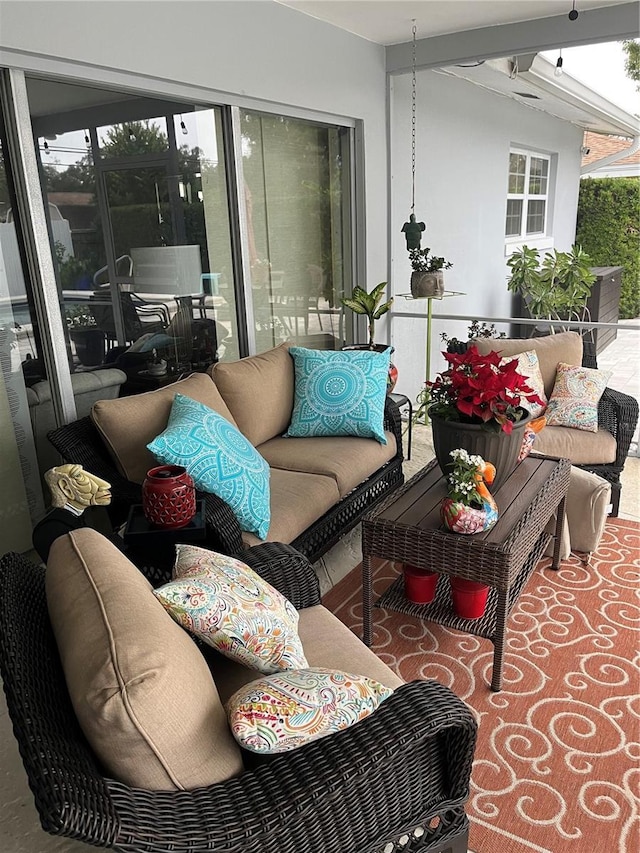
[425, 345, 544, 434]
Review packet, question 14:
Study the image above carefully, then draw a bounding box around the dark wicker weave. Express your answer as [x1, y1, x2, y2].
[582, 331, 639, 515]
[361, 455, 571, 691]
[46, 395, 405, 565]
[0, 547, 477, 853]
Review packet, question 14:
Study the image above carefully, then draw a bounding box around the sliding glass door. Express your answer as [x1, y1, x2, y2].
[241, 111, 350, 351]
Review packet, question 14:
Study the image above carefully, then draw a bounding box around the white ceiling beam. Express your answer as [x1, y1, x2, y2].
[386, 2, 640, 73]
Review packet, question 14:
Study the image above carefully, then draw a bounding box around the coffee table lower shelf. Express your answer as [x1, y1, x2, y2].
[376, 531, 551, 679]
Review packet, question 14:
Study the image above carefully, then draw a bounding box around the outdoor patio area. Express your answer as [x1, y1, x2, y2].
[314, 322, 640, 594]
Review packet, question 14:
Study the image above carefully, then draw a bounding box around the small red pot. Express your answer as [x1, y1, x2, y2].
[450, 577, 489, 619]
[142, 465, 196, 530]
[403, 565, 439, 605]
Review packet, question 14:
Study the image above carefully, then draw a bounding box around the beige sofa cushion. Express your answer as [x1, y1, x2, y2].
[91, 373, 236, 483]
[534, 425, 616, 465]
[474, 331, 583, 398]
[241, 467, 341, 548]
[210, 343, 294, 446]
[545, 465, 612, 558]
[46, 528, 243, 791]
[258, 433, 397, 497]
[212, 604, 403, 705]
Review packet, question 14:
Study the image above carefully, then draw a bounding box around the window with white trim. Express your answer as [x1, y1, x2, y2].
[505, 149, 550, 239]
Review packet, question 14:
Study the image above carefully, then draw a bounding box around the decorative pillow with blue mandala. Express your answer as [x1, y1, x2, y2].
[226, 667, 393, 753]
[154, 544, 307, 673]
[285, 346, 390, 444]
[147, 393, 270, 538]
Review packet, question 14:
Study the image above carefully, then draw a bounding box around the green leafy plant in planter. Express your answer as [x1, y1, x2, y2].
[506, 244, 596, 332]
[409, 247, 453, 299]
[341, 281, 393, 349]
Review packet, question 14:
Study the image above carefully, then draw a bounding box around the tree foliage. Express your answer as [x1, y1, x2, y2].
[622, 39, 640, 87]
[576, 177, 640, 319]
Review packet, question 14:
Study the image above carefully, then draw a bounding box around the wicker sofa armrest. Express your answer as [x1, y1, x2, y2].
[598, 386, 639, 470]
[384, 393, 404, 459]
[109, 679, 478, 853]
[242, 541, 321, 608]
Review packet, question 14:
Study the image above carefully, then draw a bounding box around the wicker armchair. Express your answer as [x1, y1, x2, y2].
[46, 394, 405, 564]
[0, 546, 477, 853]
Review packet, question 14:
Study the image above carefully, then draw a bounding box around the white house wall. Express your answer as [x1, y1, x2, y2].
[390, 68, 583, 402]
[0, 0, 388, 301]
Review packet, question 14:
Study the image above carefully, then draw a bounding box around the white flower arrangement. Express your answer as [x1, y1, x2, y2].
[446, 448, 485, 506]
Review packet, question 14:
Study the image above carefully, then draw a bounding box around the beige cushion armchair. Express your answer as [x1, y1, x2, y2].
[473, 331, 638, 517]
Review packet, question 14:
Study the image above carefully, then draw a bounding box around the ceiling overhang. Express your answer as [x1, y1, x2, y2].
[439, 53, 640, 137]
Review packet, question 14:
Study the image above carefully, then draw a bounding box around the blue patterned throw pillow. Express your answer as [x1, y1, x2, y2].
[286, 347, 390, 444]
[147, 394, 270, 539]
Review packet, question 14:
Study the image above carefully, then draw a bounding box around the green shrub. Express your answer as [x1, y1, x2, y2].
[576, 177, 640, 319]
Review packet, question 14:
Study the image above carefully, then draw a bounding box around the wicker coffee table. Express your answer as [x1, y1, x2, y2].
[361, 454, 571, 691]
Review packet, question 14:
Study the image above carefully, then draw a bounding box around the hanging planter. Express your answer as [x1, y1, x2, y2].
[410, 270, 445, 299]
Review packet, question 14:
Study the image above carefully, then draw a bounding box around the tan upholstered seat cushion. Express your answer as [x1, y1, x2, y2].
[473, 331, 583, 399]
[46, 528, 243, 791]
[534, 425, 616, 465]
[91, 373, 236, 483]
[209, 343, 294, 446]
[257, 432, 397, 497]
[211, 604, 404, 705]
[241, 468, 341, 547]
[545, 465, 612, 558]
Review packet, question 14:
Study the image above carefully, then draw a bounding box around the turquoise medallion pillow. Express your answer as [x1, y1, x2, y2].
[147, 393, 270, 538]
[286, 346, 390, 444]
[226, 667, 393, 753]
[154, 545, 307, 674]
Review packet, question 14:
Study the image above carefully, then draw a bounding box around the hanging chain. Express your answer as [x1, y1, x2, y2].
[411, 20, 417, 213]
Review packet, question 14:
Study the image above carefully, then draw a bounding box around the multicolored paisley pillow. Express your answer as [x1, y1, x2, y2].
[286, 346, 390, 444]
[500, 350, 547, 418]
[545, 363, 611, 432]
[153, 544, 307, 674]
[226, 667, 394, 753]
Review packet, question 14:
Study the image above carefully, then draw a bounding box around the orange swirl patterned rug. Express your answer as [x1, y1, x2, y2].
[322, 518, 640, 853]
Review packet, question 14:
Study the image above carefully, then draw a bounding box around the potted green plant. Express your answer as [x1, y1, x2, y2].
[341, 281, 397, 391]
[506, 244, 596, 332]
[65, 304, 105, 367]
[341, 281, 393, 349]
[409, 247, 453, 299]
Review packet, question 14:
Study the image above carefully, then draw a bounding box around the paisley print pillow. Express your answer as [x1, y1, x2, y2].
[226, 667, 394, 753]
[285, 346, 390, 444]
[500, 350, 548, 418]
[153, 544, 307, 674]
[545, 363, 611, 432]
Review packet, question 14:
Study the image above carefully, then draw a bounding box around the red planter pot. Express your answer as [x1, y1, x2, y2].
[403, 565, 439, 604]
[142, 465, 196, 530]
[450, 577, 489, 619]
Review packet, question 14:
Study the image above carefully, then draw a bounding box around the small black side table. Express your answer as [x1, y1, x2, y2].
[389, 392, 412, 460]
[123, 501, 207, 579]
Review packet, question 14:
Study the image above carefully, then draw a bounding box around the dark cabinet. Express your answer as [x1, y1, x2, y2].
[586, 267, 623, 355]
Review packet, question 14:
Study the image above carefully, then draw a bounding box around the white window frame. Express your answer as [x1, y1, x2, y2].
[505, 148, 551, 250]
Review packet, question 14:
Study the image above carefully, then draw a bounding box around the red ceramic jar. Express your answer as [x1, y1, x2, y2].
[142, 465, 196, 530]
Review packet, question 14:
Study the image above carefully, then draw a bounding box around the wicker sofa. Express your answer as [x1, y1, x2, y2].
[0, 531, 477, 853]
[47, 343, 404, 564]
